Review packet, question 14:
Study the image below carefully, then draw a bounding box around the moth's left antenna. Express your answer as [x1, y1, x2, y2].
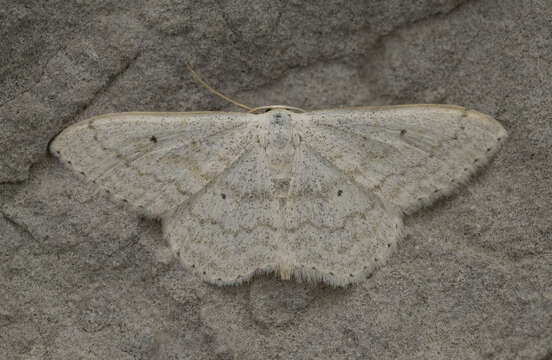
[185, 62, 254, 112]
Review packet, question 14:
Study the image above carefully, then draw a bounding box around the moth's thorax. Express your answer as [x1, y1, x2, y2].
[263, 111, 295, 147]
[259, 110, 300, 195]
[261, 110, 298, 160]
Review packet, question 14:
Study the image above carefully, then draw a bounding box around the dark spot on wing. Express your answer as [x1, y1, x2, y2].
[221, 193, 226, 199]
[150, 135, 157, 143]
[273, 178, 291, 193]
[337, 189, 343, 197]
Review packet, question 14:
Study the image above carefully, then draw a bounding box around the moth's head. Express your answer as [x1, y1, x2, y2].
[257, 108, 298, 149]
[269, 110, 292, 127]
[248, 105, 305, 114]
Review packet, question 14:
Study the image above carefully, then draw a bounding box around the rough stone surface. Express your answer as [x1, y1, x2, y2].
[0, 0, 550, 359]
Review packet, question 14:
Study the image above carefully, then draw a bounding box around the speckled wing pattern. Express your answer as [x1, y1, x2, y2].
[300, 106, 507, 215]
[50, 112, 255, 217]
[165, 130, 402, 286]
[50, 105, 507, 286]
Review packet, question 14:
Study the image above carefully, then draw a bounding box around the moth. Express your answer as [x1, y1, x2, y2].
[49, 65, 507, 286]
[50, 103, 506, 286]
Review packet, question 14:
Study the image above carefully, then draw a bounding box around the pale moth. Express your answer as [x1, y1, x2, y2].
[49, 65, 507, 287]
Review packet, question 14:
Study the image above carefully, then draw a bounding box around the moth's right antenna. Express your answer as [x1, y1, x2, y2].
[185, 62, 254, 112]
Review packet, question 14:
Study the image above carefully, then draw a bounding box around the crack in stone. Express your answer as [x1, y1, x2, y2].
[374, 0, 476, 43]
[229, 0, 477, 99]
[1, 212, 37, 242]
[105, 235, 140, 258]
[73, 50, 141, 122]
[538, 349, 552, 360]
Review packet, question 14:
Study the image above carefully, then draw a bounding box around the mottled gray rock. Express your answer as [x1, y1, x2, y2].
[1, 0, 551, 359]
[248, 278, 321, 328]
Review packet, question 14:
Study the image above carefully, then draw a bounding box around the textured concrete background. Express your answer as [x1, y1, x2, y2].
[1, 0, 551, 359]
